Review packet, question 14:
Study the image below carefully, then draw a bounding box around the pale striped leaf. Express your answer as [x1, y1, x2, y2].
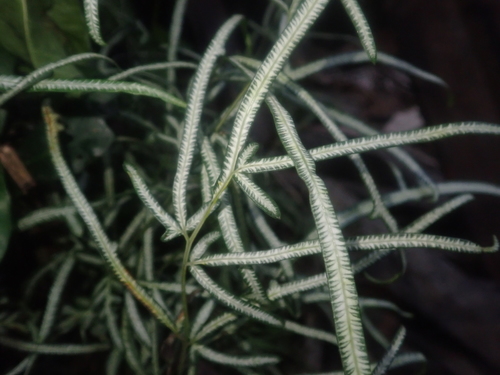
[372, 327, 406, 375]
[237, 143, 260, 167]
[125, 292, 151, 347]
[190, 265, 282, 326]
[84, 0, 106, 45]
[139, 281, 198, 295]
[194, 312, 238, 341]
[339, 0, 376, 62]
[168, 0, 189, 87]
[284, 320, 337, 344]
[18, 205, 82, 230]
[268, 96, 371, 375]
[338, 181, 500, 228]
[358, 298, 412, 318]
[192, 240, 320, 266]
[173, 15, 242, 228]
[217, 0, 330, 194]
[44, 106, 177, 333]
[326, 107, 435, 189]
[232, 55, 433, 189]
[38, 254, 75, 342]
[194, 344, 280, 367]
[218, 205, 268, 304]
[268, 274, 327, 300]
[121, 313, 147, 375]
[190, 232, 221, 261]
[0, 76, 185, 107]
[404, 194, 474, 233]
[124, 164, 180, 236]
[109, 61, 197, 81]
[191, 300, 216, 339]
[240, 123, 500, 175]
[201, 166, 212, 203]
[290, 51, 445, 85]
[195, 232, 496, 267]
[105, 286, 123, 350]
[234, 173, 281, 218]
[0, 336, 109, 355]
[0, 53, 111, 105]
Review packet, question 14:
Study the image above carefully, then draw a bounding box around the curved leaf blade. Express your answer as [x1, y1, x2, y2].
[173, 15, 242, 228]
[339, 0, 376, 62]
[267, 96, 370, 375]
[83, 0, 105, 46]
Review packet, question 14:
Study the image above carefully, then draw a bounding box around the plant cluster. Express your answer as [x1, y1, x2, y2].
[0, 1, 499, 375]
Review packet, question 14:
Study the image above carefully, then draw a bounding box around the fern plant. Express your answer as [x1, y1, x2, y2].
[1, 1, 499, 374]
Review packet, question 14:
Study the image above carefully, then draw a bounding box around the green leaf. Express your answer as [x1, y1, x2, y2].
[190, 231, 221, 261]
[240, 123, 500, 174]
[217, 0, 330, 194]
[339, 0, 376, 62]
[190, 265, 282, 326]
[44, 105, 177, 333]
[193, 312, 237, 341]
[83, 0, 105, 46]
[372, 327, 406, 375]
[0, 53, 111, 106]
[234, 173, 281, 219]
[0, 0, 90, 77]
[0, 336, 108, 355]
[190, 299, 216, 339]
[0, 163, 11, 262]
[267, 96, 370, 375]
[124, 163, 181, 236]
[0, 76, 186, 107]
[173, 15, 242, 228]
[38, 253, 75, 342]
[194, 344, 280, 367]
[290, 51, 445, 85]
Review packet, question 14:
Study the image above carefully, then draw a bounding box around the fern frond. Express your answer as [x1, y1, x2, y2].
[44, 105, 177, 333]
[194, 345, 280, 367]
[83, 0, 106, 45]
